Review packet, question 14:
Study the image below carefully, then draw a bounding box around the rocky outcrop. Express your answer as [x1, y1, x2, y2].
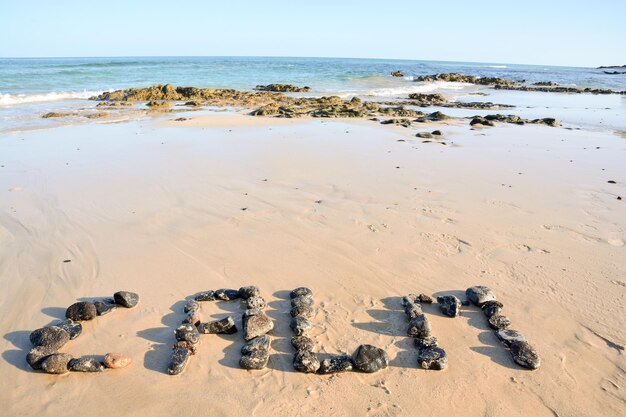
[391, 71, 404, 77]
[254, 84, 310, 92]
[415, 73, 517, 87]
[494, 84, 625, 95]
[470, 114, 559, 127]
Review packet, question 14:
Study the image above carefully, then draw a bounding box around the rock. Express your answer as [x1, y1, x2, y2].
[437, 295, 462, 317]
[291, 335, 315, 352]
[405, 302, 423, 320]
[214, 288, 240, 301]
[53, 319, 82, 340]
[352, 344, 389, 373]
[94, 300, 118, 316]
[182, 312, 201, 326]
[246, 295, 266, 310]
[113, 291, 139, 308]
[466, 286, 497, 306]
[103, 353, 131, 369]
[481, 300, 504, 318]
[415, 73, 517, 87]
[197, 317, 237, 334]
[381, 118, 412, 128]
[194, 290, 216, 302]
[175, 324, 200, 344]
[391, 71, 404, 77]
[240, 349, 270, 370]
[408, 314, 431, 338]
[496, 329, 527, 347]
[431, 130, 442, 136]
[510, 341, 541, 369]
[241, 335, 271, 355]
[243, 311, 274, 340]
[417, 347, 448, 370]
[66, 301, 97, 321]
[531, 117, 559, 127]
[174, 117, 188, 121]
[29, 326, 70, 350]
[254, 84, 310, 92]
[27, 346, 56, 370]
[42, 111, 74, 118]
[414, 336, 439, 351]
[416, 132, 433, 138]
[68, 357, 104, 372]
[146, 100, 172, 109]
[417, 293, 433, 304]
[290, 287, 312, 299]
[41, 353, 73, 374]
[401, 294, 418, 307]
[290, 316, 313, 336]
[293, 350, 320, 373]
[184, 300, 199, 314]
[488, 314, 512, 330]
[291, 304, 314, 318]
[291, 295, 314, 309]
[173, 341, 197, 354]
[408, 93, 447, 105]
[168, 347, 191, 375]
[470, 116, 495, 127]
[238, 286, 260, 299]
[318, 355, 353, 374]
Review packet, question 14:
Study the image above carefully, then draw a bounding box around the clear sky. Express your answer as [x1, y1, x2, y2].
[1, 0, 624, 67]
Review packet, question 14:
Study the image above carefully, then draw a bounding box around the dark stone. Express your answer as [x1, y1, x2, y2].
[293, 350, 320, 373]
[290, 316, 313, 336]
[238, 286, 260, 299]
[29, 326, 70, 350]
[318, 355, 353, 374]
[27, 346, 55, 370]
[184, 300, 199, 314]
[431, 130, 442, 136]
[437, 295, 462, 317]
[290, 287, 312, 299]
[408, 314, 431, 338]
[416, 132, 433, 139]
[94, 300, 118, 316]
[291, 295, 314, 308]
[254, 84, 310, 93]
[291, 304, 314, 318]
[496, 329, 527, 347]
[391, 71, 404, 77]
[417, 293, 433, 304]
[240, 349, 270, 370]
[381, 118, 412, 128]
[414, 336, 439, 351]
[401, 294, 417, 307]
[53, 319, 82, 340]
[417, 347, 447, 370]
[41, 353, 73, 374]
[291, 335, 315, 352]
[466, 286, 497, 306]
[68, 357, 104, 372]
[470, 116, 495, 127]
[182, 312, 201, 326]
[405, 302, 423, 320]
[481, 300, 504, 318]
[113, 291, 139, 308]
[168, 347, 192, 375]
[352, 344, 389, 373]
[173, 341, 197, 354]
[488, 314, 511, 330]
[510, 341, 541, 369]
[214, 288, 240, 301]
[175, 324, 200, 344]
[194, 290, 215, 302]
[243, 311, 274, 340]
[66, 301, 97, 321]
[197, 316, 237, 334]
[246, 295, 266, 310]
[241, 335, 271, 355]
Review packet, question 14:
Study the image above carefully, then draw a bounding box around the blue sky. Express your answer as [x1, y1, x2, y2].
[1, 0, 624, 67]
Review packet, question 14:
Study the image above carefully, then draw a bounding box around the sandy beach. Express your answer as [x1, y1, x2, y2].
[1, 110, 624, 416]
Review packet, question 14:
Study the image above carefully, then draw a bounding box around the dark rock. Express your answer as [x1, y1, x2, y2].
[240, 349, 270, 370]
[41, 353, 73, 374]
[381, 118, 412, 128]
[291, 335, 315, 352]
[496, 329, 527, 347]
[214, 288, 240, 301]
[94, 300, 118, 316]
[510, 341, 541, 369]
[182, 312, 201, 326]
[168, 347, 192, 375]
[246, 295, 266, 310]
[431, 130, 442, 136]
[66, 301, 97, 321]
[254, 84, 310, 93]
[415, 73, 517, 87]
[173, 341, 197, 354]
[437, 295, 462, 317]
[408, 314, 431, 338]
[243, 311, 274, 340]
[174, 117, 188, 121]
[184, 299, 199, 314]
[238, 286, 260, 299]
[534, 81, 559, 86]
[68, 357, 104, 372]
[291, 304, 314, 318]
[318, 355, 353, 374]
[241, 335, 271, 355]
[29, 326, 70, 350]
[194, 290, 216, 302]
[352, 344, 389, 373]
[293, 350, 320, 373]
[175, 324, 200, 344]
[416, 132, 433, 138]
[391, 71, 404, 77]
[466, 286, 497, 306]
[290, 287, 312, 299]
[417, 293, 433, 304]
[291, 295, 314, 309]
[290, 316, 313, 336]
[53, 319, 82, 340]
[417, 347, 448, 370]
[414, 336, 439, 351]
[488, 314, 511, 330]
[470, 116, 495, 127]
[404, 302, 423, 320]
[197, 316, 237, 334]
[113, 291, 139, 308]
[401, 294, 418, 307]
[27, 346, 55, 370]
[408, 93, 447, 105]
[481, 300, 504, 318]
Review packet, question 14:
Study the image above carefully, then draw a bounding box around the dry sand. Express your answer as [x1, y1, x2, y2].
[0, 114, 624, 416]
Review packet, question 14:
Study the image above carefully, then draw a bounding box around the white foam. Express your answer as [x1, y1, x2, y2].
[0, 90, 103, 106]
[353, 81, 472, 98]
[488, 65, 507, 69]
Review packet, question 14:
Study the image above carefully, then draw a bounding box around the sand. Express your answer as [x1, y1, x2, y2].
[0, 114, 624, 416]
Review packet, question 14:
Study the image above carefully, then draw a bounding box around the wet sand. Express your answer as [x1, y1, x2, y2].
[0, 114, 624, 416]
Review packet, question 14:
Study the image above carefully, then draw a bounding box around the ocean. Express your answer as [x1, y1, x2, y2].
[1, 56, 625, 132]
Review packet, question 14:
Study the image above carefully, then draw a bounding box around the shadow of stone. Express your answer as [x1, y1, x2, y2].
[3, 330, 32, 372]
[41, 307, 66, 320]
